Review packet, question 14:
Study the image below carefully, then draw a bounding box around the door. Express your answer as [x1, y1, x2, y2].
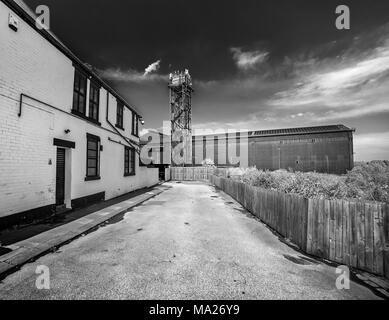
[56, 148, 66, 205]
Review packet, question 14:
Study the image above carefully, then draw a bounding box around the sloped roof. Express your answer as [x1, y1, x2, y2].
[249, 124, 354, 137]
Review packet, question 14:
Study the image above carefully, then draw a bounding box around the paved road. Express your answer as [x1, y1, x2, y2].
[0, 182, 381, 299]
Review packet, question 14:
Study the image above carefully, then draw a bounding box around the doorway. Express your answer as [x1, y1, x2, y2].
[56, 148, 66, 206]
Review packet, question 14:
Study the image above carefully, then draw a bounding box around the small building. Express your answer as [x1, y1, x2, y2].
[141, 125, 355, 175]
[0, 0, 158, 229]
[246, 125, 354, 174]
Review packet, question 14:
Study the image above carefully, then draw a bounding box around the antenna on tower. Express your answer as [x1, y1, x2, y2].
[168, 69, 194, 166]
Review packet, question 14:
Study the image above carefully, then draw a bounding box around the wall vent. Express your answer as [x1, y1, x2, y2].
[8, 12, 19, 32]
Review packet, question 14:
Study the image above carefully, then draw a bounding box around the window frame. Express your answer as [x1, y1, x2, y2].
[88, 81, 100, 124]
[116, 102, 124, 130]
[132, 111, 139, 137]
[124, 146, 136, 177]
[72, 68, 87, 116]
[85, 133, 101, 181]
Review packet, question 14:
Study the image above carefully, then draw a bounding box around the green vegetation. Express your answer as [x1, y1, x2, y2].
[226, 161, 389, 203]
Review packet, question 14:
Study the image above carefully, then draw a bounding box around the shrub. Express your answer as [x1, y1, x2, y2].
[201, 158, 215, 168]
[228, 161, 389, 202]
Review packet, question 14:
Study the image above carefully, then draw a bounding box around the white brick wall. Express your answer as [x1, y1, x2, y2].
[0, 1, 158, 218]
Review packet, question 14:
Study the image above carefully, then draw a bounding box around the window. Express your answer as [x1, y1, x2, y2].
[72, 68, 87, 115]
[116, 102, 124, 129]
[89, 81, 100, 122]
[86, 134, 100, 181]
[132, 111, 139, 136]
[124, 146, 136, 176]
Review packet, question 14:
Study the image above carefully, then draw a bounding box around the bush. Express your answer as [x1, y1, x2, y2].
[228, 161, 389, 202]
[201, 158, 215, 168]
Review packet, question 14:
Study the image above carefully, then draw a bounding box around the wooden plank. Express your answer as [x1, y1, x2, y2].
[335, 200, 343, 263]
[273, 192, 277, 231]
[252, 188, 259, 219]
[349, 201, 358, 268]
[281, 193, 287, 238]
[356, 201, 366, 270]
[373, 203, 384, 275]
[342, 200, 350, 265]
[311, 199, 319, 256]
[286, 195, 292, 242]
[258, 188, 263, 220]
[278, 193, 285, 237]
[316, 199, 325, 257]
[262, 191, 267, 224]
[323, 200, 331, 260]
[270, 192, 275, 230]
[384, 203, 389, 279]
[302, 198, 309, 252]
[329, 200, 336, 261]
[292, 195, 299, 246]
[246, 185, 254, 214]
[365, 203, 374, 273]
[297, 197, 304, 250]
[306, 199, 314, 254]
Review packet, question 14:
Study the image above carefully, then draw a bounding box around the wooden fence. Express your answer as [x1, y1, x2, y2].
[210, 175, 389, 279]
[170, 167, 215, 181]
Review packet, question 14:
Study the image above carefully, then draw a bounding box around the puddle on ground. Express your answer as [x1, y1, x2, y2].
[144, 201, 166, 206]
[298, 255, 320, 265]
[0, 247, 12, 255]
[283, 254, 319, 265]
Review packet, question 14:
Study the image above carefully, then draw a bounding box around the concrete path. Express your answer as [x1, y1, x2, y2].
[0, 182, 382, 300]
[0, 184, 169, 279]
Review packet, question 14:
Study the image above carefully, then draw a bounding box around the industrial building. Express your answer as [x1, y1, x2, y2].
[192, 125, 355, 174]
[0, 0, 159, 229]
[141, 125, 355, 175]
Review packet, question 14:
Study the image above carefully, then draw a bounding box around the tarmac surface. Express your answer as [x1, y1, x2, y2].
[0, 182, 382, 300]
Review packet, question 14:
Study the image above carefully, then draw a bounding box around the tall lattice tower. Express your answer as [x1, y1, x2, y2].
[169, 69, 194, 166]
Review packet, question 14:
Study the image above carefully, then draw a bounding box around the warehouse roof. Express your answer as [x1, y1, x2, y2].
[140, 125, 354, 143]
[249, 124, 354, 137]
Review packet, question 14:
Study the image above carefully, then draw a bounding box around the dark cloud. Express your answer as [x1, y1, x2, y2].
[23, 0, 389, 160]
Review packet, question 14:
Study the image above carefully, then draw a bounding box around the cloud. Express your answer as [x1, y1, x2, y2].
[264, 31, 389, 125]
[354, 131, 389, 161]
[98, 59, 164, 83]
[230, 47, 269, 71]
[98, 67, 166, 83]
[144, 60, 161, 76]
[97, 23, 389, 162]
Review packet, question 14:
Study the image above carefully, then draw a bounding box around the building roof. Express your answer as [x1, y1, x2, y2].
[249, 124, 354, 137]
[140, 125, 354, 143]
[4, 0, 141, 116]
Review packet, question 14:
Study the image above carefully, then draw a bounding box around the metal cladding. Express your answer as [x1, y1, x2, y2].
[189, 125, 355, 174]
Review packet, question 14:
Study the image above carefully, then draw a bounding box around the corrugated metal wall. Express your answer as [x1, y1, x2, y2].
[191, 131, 354, 174]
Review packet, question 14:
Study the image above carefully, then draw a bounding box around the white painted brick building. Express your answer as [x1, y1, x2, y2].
[0, 0, 158, 228]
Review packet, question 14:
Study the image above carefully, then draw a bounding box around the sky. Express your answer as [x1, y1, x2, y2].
[24, 0, 389, 161]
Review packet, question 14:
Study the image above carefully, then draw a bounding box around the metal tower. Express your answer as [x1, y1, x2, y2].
[169, 69, 194, 166]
